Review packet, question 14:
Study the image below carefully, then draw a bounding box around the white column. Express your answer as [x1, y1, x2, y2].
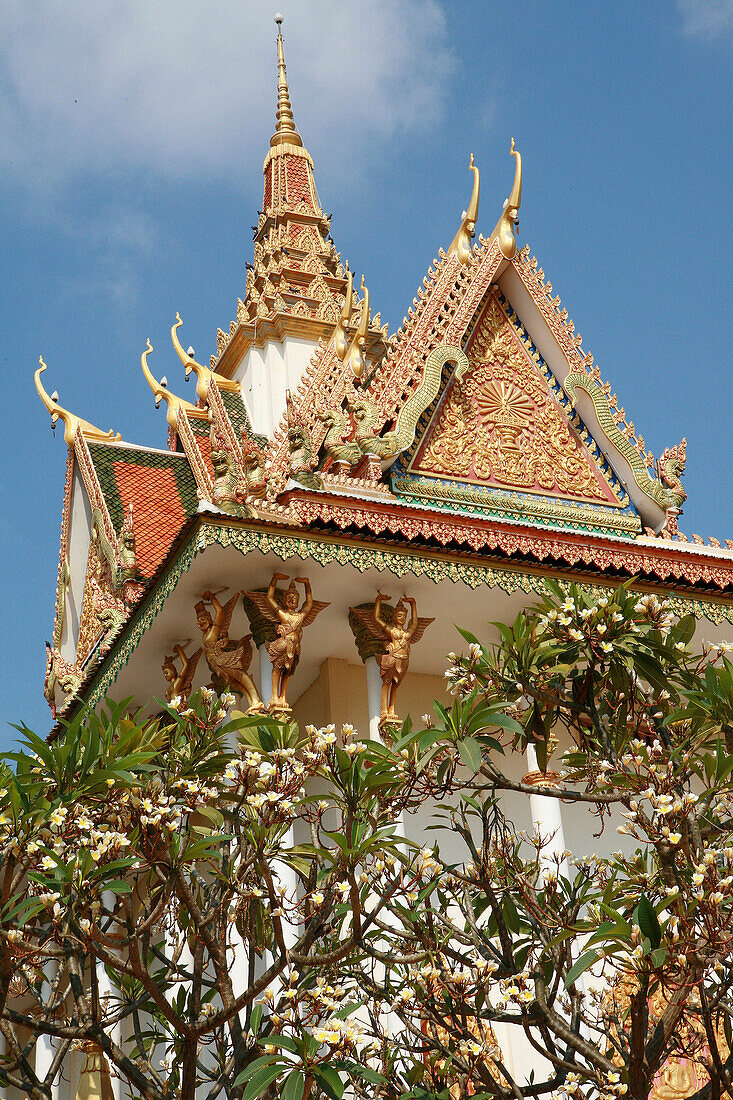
[35, 960, 59, 1095]
[35, 1034, 57, 1094]
[525, 743, 569, 880]
[258, 644, 272, 710]
[97, 894, 121, 1098]
[365, 657, 382, 742]
[364, 658, 404, 1043]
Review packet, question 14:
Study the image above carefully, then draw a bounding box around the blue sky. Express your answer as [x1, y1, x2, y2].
[2, 0, 732, 747]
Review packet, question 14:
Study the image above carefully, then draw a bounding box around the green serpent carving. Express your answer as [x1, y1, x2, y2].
[563, 373, 680, 511]
[352, 344, 469, 459]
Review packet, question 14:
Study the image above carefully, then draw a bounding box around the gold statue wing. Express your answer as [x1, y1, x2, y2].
[348, 605, 389, 642]
[180, 648, 203, 695]
[301, 599, 330, 629]
[410, 616, 435, 646]
[242, 589, 281, 625]
[217, 591, 241, 636]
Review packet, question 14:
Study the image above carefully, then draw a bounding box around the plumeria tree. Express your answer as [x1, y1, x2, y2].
[2, 583, 733, 1100]
[366, 582, 733, 1100]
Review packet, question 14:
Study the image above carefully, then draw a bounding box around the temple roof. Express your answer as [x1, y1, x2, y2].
[36, 21, 733, 722]
[86, 443, 198, 580]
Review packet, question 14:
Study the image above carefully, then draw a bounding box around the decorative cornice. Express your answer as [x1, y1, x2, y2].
[71, 518, 733, 720]
[283, 492, 733, 592]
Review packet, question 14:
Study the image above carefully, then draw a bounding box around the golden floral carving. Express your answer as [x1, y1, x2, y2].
[415, 296, 613, 504]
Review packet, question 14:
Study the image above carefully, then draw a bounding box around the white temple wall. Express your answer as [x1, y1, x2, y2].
[235, 336, 319, 438]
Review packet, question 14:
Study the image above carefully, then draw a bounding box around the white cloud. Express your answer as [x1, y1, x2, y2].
[678, 0, 733, 40]
[1, 0, 455, 190]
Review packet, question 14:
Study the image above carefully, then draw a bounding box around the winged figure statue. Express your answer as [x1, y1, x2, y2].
[161, 643, 202, 705]
[194, 591, 263, 713]
[242, 574, 329, 712]
[350, 595, 433, 723]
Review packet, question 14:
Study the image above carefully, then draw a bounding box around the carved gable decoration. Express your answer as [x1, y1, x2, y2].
[392, 292, 640, 536]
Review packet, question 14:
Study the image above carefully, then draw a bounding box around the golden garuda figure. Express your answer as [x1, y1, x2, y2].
[161, 643, 202, 705]
[351, 594, 433, 723]
[243, 574, 329, 712]
[194, 591, 263, 713]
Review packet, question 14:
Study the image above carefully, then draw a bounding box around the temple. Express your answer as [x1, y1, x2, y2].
[31, 19, 733, 1098]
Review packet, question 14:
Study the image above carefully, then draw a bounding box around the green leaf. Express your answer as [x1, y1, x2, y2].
[238, 1062, 286, 1096]
[282, 1071, 305, 1100]
[314, 1065, 344, 1100]
[636, 894, 662, 950]
[456, 736, 482, 774]
[502, 894, 520, 934]
[565, 950, 600, 988]
[249, 1003, 263, 1037]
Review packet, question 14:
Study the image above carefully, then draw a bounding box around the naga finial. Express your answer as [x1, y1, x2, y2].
[491, 138, 522, 260]
[140, 339, 199, 431]
[448, 153, 480, 266]
[171, 313, 237, 401]
[35, 357, 120, 446]
[345, 275, 370, 379]
[333, 268, 354, 361]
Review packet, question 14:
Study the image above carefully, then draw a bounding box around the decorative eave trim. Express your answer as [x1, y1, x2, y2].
[73, 432, 120, 560]
[508, 247, 679, 528]
[60, 516, 733, 726]
[281, 490, 733, 592]
[50, 446, 75, 650]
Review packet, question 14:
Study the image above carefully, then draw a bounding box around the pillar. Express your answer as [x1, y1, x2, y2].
[365, 657, 382, 742]
[35, 960, 59, 1095]
[258, 644, 273, 709]
[524, 743, 568, 880]
[96, 895, 121, 1098]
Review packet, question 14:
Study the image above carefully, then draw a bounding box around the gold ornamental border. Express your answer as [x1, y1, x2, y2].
[80, 518, 733, 712]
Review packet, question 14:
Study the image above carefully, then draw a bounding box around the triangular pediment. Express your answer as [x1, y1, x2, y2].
[391, 291, 640, 536]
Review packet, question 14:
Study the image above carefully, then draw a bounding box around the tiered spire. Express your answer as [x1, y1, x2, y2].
[271, 15, 301, 149]
[212, 17, 388, 372]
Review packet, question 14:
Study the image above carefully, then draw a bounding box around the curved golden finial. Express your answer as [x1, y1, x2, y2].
[344, 275, 370, 379]
[448, 153, 480, 266]
[271, 15, 302, 149]
[333, 268, 354, 360]
[491, 138, 522, 260]
[171, 313, 237, 401]
[141, 339, 199, 431]
[35, 357, 120, 446]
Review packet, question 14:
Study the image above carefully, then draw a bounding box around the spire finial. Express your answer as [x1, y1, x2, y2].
[448, 154, 480, 266]
[271, 15, 302, 149]
[35, 357, 120, 446]
[491, 138, 522, 259]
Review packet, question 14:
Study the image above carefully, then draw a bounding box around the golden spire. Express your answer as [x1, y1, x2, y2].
[448, 153, 480, 265]
[35, 358, 120, 446]
[271, 15, 302, 149]
[491, 138, 522, 259]
[140, 339, 200, 431]
[333, 268, 354, 360]
[171, 314, 238, 401]
[344, 276, 370, 379]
